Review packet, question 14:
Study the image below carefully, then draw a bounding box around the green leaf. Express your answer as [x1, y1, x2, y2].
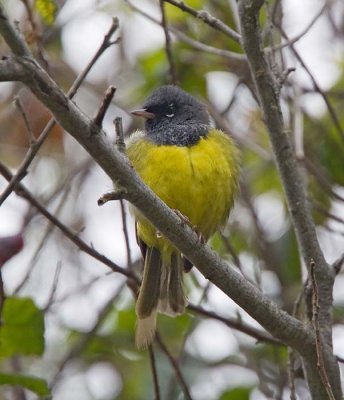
[34, 0, 57, 25]
[0, 297, 45, 357]
[0, 373, 50, 398]
[219, 386, 251, 400]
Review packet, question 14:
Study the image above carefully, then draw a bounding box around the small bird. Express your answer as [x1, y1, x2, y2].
[127, 85, 240, 349]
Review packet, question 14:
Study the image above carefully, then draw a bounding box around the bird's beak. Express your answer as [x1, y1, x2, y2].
[131, 109, 155, 120]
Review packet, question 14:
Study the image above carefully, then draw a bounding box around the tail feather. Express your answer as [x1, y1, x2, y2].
[135, 248, 187, 349]
[158, 262, 169, 313]
[135, 247, 161, 349]
[158, 252, 187, 316]
[136, 247, 161, 319]
[168, 253, 187, 314]
[135, 311, 157, 350]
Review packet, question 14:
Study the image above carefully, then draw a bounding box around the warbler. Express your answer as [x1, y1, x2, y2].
[127, 85, 240, 349]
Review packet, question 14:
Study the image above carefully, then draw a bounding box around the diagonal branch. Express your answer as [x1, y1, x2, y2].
[0, 8, 339, 398]
[0, 52, 314, 354]
[0, 162, 136, 281]
[0, 17, 119, 206]
[165, 0, 241, 44]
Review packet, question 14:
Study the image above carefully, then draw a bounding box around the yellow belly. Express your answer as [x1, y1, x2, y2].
[126, 129, 239, 257]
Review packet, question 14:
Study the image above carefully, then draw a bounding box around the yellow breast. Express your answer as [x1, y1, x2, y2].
[126, 129, 240, 256]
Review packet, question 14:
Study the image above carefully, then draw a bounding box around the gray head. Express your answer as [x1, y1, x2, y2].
[131, 85, 211, 146]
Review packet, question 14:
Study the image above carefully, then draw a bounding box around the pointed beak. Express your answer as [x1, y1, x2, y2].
[131, 109, 155, 120]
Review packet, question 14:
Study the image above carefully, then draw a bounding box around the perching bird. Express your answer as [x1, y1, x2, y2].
[127, 85, 240, 349]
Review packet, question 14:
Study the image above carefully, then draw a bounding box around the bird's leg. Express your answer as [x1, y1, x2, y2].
[172, 209, 206, 244]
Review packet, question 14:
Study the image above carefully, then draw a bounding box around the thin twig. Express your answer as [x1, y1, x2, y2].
[148, 346, 161, 400]
[303, 157, 344, 203]
[165, 0, 241, 43]
[120, 201, 133, 269]
[43, 261, 62, 311]
[93, 85, 117, 127]
[0, 17, 120, 206]
[278, 26, 344, 145]
[10, 357, 27, 400]
[114, 116, 133, 270]
[310, 259, 336, 400]
[240, 181, 280, 275]
[267, 4, 326, 53]
[13, 187, 71, 295]
[124, 0, 246, 66]
[98, 189, 128, 205]
[159, 0, 177, 84]
[312, 201, 344, 226]
[50, 282, 127, 388]
[187, 303, 282, 345]
[208, 104, 271, 159]
[20, 0, 49, 71]
[156, 334, 193, 400]
[322, 224, 344, 238]
[336, 355, 344, 364]
[13, 97, 36, 145]
[332, 253, 344, 275]
[219, 233, 243, 272]
[219, 79, 242, 116]
[0, 162, 137, 282]
[114, 117, 126, 154]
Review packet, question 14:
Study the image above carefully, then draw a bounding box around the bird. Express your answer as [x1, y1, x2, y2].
[126, 85, 240, 349]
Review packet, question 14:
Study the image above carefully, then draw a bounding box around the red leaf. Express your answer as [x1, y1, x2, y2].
[0, 234, 24, 267]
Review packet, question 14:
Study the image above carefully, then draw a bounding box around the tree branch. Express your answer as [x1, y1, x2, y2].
[164, 0, 241, 44]
[237, 0, 341, 398]
[0, 8, 340, 398]
[0, 52, 311, 350]
[0, 17, 120, 206]
[0, 6, 31, 56]
[0, 162, 135, 281]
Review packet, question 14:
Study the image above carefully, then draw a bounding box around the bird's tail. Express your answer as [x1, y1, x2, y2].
[135, 248, 187, 349]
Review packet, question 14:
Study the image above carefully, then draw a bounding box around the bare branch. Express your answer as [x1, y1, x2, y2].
[1, 9, 340, 393]
[0, 17, 120, 206]
[266, 4, 326, 53]
[113, 116, 133, 270]
[13, 97, 36, 145]
[98, 189, 128, 206]
[93, 85, 117, 127]
[278, 27, 344, 144]
[124, 0, 247, 70]
[148, 346, 161, 400]
[303, 157, 344, 203]
[114, 117, 126, 154]
[0, 6, 31, 56]
[165, 0, 241, 43]
[51, 283, 127, 387]
[237, 0, 341, 397]
[310, 260, 336, 400]
[159, 0, 177, 84]
[187, 303, 282, 345]
[0, 162, 136, 282]
[156, 334, 193, 400]
[332, 253, 344, 275]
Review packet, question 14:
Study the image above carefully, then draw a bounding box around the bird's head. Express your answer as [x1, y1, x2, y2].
[131, 85, 211, 146]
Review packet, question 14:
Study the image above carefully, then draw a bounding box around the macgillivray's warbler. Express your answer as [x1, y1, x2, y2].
[127, 85, 240, 349]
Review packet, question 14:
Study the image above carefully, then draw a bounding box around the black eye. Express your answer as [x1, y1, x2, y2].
[165, 103, 175, 118]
